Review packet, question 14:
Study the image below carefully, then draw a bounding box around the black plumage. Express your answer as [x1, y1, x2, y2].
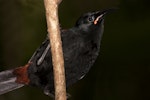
[28, 10, 105, 95]
[0, 9, 114, 96]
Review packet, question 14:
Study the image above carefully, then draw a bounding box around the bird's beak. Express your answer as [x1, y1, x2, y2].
[94, 8, 117, 25]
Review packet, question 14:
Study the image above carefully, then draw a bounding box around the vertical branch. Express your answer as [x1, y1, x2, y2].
[43, 0, 67, 100]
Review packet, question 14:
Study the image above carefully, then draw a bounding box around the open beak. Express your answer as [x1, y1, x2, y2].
[94, 8, 117, 25]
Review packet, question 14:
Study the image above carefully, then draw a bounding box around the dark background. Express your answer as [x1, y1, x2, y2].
[0, 0, 150, 100]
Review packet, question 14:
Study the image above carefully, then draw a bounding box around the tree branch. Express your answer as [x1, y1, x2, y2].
[43, 0, 67, 100]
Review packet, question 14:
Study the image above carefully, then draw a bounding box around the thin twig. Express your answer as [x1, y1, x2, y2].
[43, 0, 67, 100]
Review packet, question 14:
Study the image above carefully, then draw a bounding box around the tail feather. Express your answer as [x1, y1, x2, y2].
[0, 69, 24, 95]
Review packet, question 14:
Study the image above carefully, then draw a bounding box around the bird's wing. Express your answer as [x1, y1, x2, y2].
[29, 37, 50, 64]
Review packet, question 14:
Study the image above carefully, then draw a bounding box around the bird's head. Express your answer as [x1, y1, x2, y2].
[75, 9, 115, 33]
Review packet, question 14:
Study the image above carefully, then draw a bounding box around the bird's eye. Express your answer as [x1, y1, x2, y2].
[88, 16, 95, 22]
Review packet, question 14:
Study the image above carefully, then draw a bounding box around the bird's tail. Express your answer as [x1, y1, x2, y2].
[0, 69, 24, 95]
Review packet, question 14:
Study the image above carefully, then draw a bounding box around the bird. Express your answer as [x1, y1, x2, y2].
[0, 9, 114, 97]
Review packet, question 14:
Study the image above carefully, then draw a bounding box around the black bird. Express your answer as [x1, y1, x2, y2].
[0, 9, 112, 97]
